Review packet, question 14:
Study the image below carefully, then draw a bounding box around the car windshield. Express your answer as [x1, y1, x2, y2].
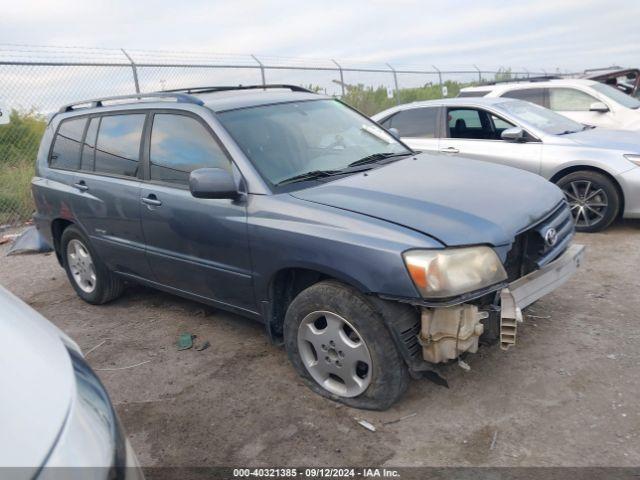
[591, 83, 640, 109]
[217, 99, 411, 187]
[497, 100, 586, 135]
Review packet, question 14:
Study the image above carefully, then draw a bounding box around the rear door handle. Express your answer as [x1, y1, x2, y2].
[73, 181, 89, 192]
[439, 146, 460, 154]
[142, 194, 162, 207]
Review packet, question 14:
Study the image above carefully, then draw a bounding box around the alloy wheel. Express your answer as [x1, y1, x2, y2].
[66, 239, 97, 293]
[562, 180, 609, 228]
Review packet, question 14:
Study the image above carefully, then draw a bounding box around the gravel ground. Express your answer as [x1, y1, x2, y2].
[1, 221, 639, 468]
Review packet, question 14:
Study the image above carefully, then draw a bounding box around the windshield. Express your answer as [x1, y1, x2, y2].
[591, 83, 640, 109]
[497, 100, 585, 135]
[218, 99, 411, 187]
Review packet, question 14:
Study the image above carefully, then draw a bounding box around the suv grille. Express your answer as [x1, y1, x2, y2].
[504, 202, 574, 281]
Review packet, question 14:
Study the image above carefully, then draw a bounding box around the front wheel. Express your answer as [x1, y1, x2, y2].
[284, 280, 409, 410]
[556, 171, 620, 232]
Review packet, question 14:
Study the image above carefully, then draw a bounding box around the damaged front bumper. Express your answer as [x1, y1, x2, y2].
[499, 243, 585, 349]
[418, 244, 585, 363]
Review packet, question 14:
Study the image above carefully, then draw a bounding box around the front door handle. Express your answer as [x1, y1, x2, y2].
[73, 181, 89, 192]
[142, 194, 162, 207]
[439, 146, 460, 154]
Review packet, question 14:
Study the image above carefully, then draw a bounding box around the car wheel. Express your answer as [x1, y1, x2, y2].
[284, 280, 409, 410]
[61, 225, 124, 304]
[556, 171, 620, 232]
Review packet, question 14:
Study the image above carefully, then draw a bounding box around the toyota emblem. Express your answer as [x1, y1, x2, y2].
[544, 227, 558, 247]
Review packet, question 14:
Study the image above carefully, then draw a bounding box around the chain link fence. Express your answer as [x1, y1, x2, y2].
[0, 44, 559, 226]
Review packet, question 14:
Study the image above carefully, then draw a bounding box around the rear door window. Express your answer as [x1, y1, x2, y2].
[149, 114, 231, 185]
[549, 88, 598, 111]
[501, 88, 547, 107]
[50, 117, 87, 170]
[384, 107, 439, 138]
[94, 114, 145, 177]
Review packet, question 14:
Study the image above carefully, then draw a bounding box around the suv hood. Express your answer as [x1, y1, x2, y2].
[0, 286, 75, 472]
[564, 128, 640, 152]
[291, 153, 563, 246]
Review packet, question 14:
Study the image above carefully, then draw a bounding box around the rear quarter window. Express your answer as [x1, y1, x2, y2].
[94, 114, 145, 177]
[50, 117, 87, 170]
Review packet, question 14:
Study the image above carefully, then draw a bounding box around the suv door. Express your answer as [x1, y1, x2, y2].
[139, 111, 254, 313]
[437, 107, 542, 174]
[378, 106, 441, 152]
[69, 112, 152, 278]
[547, 87, 617, 128]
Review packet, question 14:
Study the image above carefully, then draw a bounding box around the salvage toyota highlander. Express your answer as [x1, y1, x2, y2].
[32, 85, 585, 410]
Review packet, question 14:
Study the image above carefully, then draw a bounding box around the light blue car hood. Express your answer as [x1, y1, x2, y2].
[291, 153, 564, 247]
[564, 128, 640, 153]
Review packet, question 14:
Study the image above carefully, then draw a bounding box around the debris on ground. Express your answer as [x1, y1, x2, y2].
[96, 360, 151, 371]
[383, 413, 417, 426]
[196, 340, 210, 352]
[490, 430, 498, 450]
[6, 226, 53, 256]
[355, 419, 376, 432]
[177, 333, 195, 351]
[0, 233, 19, 245]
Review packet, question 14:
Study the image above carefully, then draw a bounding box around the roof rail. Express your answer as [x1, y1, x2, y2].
[584, 66, 624, 73]
[480, 75, 562, 86]
[58, 92, 204, 113]
[163, 84, 315, 94]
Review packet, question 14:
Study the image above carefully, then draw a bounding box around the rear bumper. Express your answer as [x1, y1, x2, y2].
[500, 243, 585, 349]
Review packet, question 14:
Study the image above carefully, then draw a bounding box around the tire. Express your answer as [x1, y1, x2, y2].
[556, 171, 620, 233]
[284, 280, 409, 410]
[61, 225, 124, 304]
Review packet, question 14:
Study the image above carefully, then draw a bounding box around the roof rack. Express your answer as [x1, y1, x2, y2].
[480, 75, 562, 86]
[584, 66, 624, 73]
[58, 92, 204, 113]
[163, 84, 314, 94]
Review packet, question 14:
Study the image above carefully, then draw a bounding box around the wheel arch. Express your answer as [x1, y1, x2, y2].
[550, 165, 625, 217]
[51, 218, 75, 265]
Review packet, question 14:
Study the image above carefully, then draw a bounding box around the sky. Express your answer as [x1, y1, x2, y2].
[2, 0, 640, 71]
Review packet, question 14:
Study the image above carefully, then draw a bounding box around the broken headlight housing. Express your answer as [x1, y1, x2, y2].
[403, 246, 507, 298]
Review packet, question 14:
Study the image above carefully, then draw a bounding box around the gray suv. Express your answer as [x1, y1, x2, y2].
[32, 85, 584, 410]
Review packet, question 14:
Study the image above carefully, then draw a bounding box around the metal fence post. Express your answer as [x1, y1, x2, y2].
[386, 63, 400, 105]
[522, 67, 530, 79]
[251, 54, 266, 87]
[473, 64, 482, 83]
[432, 65, 443, 96]
[331, 59, 345, 97]
[121, 48, 140, 94]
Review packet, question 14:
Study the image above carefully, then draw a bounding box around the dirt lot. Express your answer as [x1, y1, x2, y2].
[1, 222, 639, 468]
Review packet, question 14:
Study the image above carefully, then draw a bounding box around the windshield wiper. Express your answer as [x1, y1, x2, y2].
[275, 169, 343, 186]
[348, 152, 412, 168]
[557, 130, 580, 135]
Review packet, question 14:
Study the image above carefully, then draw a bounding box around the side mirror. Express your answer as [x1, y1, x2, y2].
[388, 127, 400, 139]
[189, 168, 238, 199]
[589, 101, 609, 113]
[501, 127, 525, 142]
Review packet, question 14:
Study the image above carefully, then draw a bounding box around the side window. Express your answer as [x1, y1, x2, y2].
[50, 117, 87, 170]
[149, 114, 230, 185]
[549, 88, 598, 111]
[490, 114, 515, 136]
[501, 88, 546, 107]
[80, 117, 99, 171]
[385, 108, 438, 138]
[95, 114, 145, 177]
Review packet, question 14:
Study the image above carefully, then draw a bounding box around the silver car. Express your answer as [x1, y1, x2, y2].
[0, 285, 143, 479]
[372, 98, 640, 232]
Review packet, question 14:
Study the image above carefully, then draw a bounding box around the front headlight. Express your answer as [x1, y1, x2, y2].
[623, 154, 640, 167]
[403, 246, 507, 298]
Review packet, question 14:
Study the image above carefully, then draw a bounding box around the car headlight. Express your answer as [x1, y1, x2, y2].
[624, 154, 640, 166]
[403, 246, 507, 298]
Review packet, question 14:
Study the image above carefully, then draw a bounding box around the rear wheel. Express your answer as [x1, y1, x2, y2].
[61, 226, 124, 304]
[556, 171, 620, 232]
[284, 280, 409, 410]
